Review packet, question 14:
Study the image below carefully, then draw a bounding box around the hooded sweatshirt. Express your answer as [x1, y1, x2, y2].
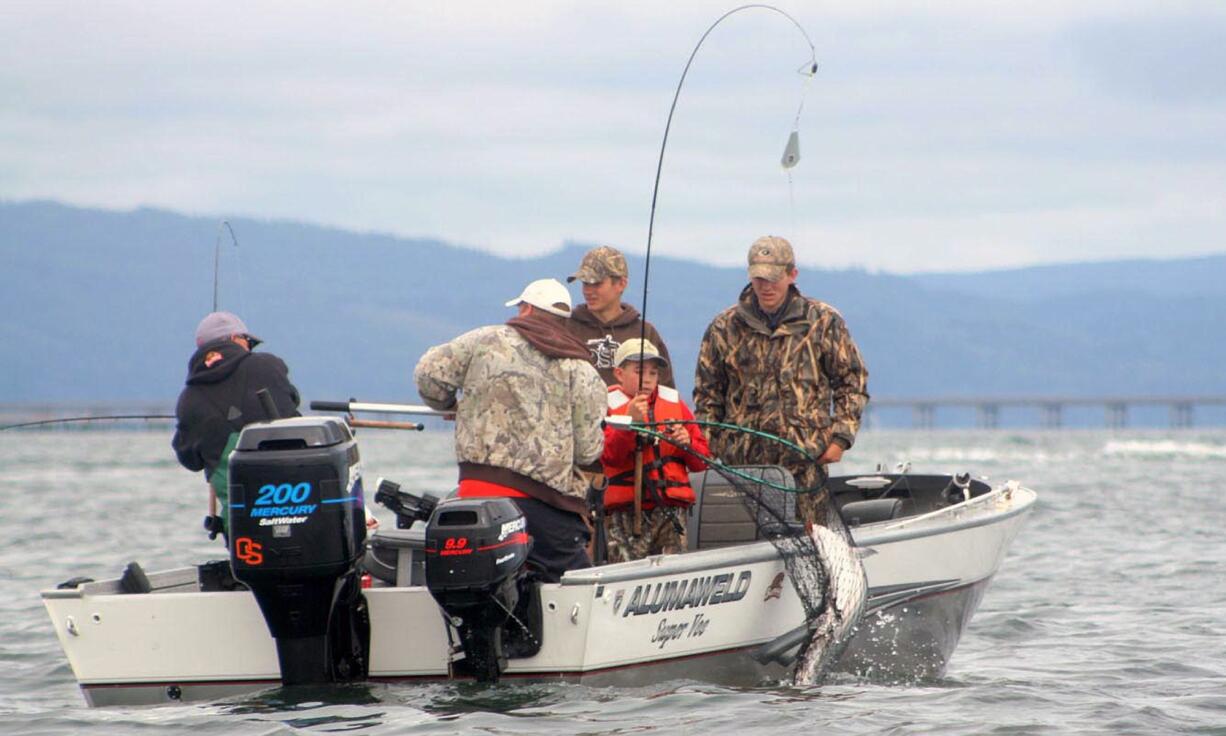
[172, 339, 301, 479]
[566, 302, 675, 387]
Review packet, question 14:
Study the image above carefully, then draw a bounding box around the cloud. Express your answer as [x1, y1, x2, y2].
[1, 1, 1224, 272]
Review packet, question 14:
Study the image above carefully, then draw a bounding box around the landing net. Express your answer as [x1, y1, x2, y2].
[622, 419, 865, 681]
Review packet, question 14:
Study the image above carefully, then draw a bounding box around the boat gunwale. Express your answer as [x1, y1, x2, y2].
[559, 483, 1036, 586]
[41, 485, 1037, 597]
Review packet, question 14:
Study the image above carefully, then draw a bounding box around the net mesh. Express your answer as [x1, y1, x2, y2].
[625, 419, 866, 683]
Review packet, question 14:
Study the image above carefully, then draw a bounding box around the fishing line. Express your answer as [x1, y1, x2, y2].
[786, 58, 816, 242]
[637, 4, 819, 363]
[617, 419, 820, 494]
[629, 418, 818, 462]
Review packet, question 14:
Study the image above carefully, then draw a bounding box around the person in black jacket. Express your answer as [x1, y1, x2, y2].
[172, 311, 300, 540]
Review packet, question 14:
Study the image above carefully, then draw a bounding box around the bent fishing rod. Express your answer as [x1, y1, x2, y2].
[637, 4, 818, 364]
[0, 414, 175, 431]
[2, 399, 443, 432]
[213, 220, 239, 312]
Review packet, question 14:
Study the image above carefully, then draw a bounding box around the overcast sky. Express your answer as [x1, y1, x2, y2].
[2, 1, 1224, 272]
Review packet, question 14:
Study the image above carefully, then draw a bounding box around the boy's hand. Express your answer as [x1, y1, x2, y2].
[664, 423, 689, 447]
[627, 395, 650, 422]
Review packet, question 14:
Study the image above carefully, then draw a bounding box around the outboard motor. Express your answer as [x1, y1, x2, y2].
[424, 497, 537, 682]
[227, 416, 369, 685]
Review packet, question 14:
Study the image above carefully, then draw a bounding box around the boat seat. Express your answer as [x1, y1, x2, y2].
[364, 526, 427, 587]
[839, 498, 903, 526]
[686, 465, 797, 551]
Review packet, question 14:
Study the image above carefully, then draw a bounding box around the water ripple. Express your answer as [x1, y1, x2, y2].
[2, 429, 1224, 733]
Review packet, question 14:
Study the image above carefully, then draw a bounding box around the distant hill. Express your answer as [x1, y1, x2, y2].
[911, 255, 1226, 301]
[3, 200, 1225, 408]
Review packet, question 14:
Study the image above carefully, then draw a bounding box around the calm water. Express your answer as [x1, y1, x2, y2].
[2, 429, 1223, 734]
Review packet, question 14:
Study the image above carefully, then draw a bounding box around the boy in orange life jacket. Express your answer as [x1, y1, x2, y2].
[602, 339, 710, 563]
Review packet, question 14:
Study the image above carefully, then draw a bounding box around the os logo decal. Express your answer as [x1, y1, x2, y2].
[254, 482, 311, 506]
[234, 537, 264, 565]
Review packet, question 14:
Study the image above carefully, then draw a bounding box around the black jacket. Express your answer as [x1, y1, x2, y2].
[171, 339, 301, 478]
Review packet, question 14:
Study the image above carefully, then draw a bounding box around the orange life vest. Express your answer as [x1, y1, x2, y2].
[604, 386, 697, 509]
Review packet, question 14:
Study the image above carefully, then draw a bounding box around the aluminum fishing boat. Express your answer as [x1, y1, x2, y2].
[41, 416, 1034, 707]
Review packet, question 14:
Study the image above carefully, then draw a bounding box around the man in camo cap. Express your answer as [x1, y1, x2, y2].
[565, 245, 675, 388]
[693, 236, 869, 528]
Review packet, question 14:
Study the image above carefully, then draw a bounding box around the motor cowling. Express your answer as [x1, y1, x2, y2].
[227, 416, 369, 685]
[425, 497, 532, 681]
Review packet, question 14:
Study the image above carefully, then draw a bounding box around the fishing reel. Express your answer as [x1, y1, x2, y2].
[374, 478, 438, 529]
[202, 514, 225, 540]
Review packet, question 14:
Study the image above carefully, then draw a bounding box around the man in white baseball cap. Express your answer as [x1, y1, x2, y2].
[416, 278, 606, 582]
[504, 278, 573, 318]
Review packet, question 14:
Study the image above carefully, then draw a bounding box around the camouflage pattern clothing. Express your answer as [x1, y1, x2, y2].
[693, 285, 869, 514]
[415, 325, 607, 502]
[568, 245, 629, 284]
[604, 506, 687, 563]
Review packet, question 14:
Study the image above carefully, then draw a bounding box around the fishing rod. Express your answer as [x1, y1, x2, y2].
[310, 400, 448, 418]
[3, 398, 444, 432]
[213, 220, 239, 312]
[637, 4, 818, 364]
[310, 399, 449, 431]
[0, 415, 175, 431]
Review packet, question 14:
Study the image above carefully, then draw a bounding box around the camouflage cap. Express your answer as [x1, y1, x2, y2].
[568, 245, 629, 284]
[747, 235, 796, 282]
[613, 338, 669, 368]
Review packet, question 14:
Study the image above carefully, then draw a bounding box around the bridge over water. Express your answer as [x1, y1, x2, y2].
[869, 396, 1226, 429]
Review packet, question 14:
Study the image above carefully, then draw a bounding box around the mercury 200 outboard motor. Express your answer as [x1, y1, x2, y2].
[424, 497, 538, 682]
[228, 416, 369, 685]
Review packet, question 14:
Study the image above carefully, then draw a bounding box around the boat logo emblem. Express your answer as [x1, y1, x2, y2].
[763, 572, 784, 602]
[234, 537, 264, 566]
[498, 517, 526, 541]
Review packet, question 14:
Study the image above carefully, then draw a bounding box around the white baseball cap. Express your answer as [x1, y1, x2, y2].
[613, 338, 669, 368]
[505, 278, 572, 318]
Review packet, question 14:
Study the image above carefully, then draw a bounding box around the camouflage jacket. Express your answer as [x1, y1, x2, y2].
[415, 325, 607, 499]
[693, 285, 869, 489]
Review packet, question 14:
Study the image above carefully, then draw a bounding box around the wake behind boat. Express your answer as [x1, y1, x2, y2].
[41, 414, 1035, 707]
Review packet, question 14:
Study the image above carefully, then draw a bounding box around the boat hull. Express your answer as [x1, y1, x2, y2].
[44, 485, 1035, 706]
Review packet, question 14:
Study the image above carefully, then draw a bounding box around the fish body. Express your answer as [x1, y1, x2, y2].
[792, 522, 868, 685]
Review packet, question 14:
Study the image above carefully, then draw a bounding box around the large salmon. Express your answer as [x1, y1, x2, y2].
[792, 518, 868, 685]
